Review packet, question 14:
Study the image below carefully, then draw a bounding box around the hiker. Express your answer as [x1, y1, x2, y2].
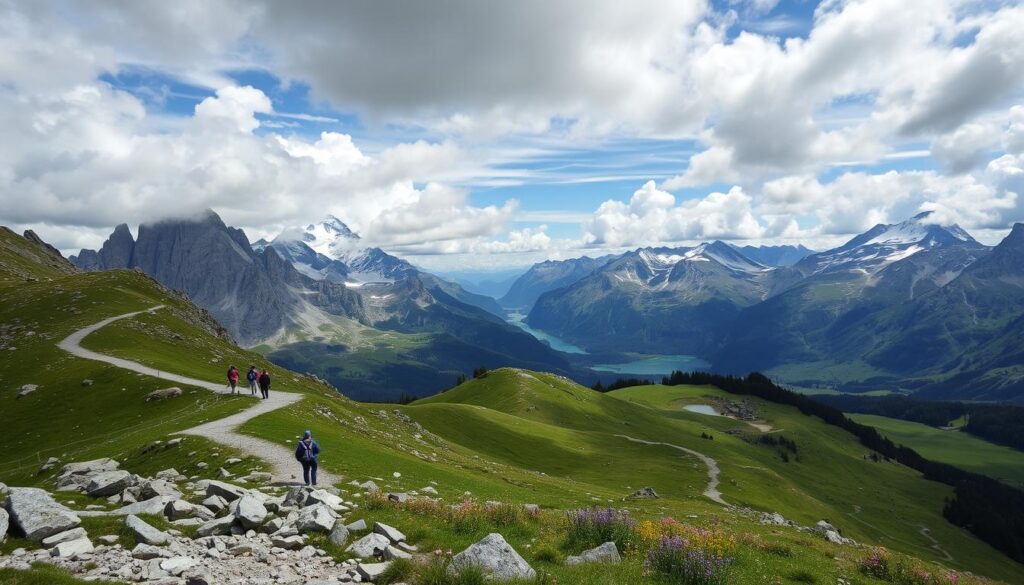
[258, 369, 271, 400]
[295, 430, 320, 486]
[246, 365, 258, 396]
[226, 365, 239, 394]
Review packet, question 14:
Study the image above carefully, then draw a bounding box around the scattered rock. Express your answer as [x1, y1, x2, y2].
[132, 543, 173, 559]
[41, 527, 87, 548]
[296, 503, 337, 534]
[205, 480, 246, 502]
[81, 379, 94, 387]
[116, 495, 179, 516]
[346, 533, 391, 558]
[16, 384, 38, 398]
[37, 457, 60, 474]
[373, 522, 406, 544]
[345, 519, 368, 532]
[97, 534, 119, 545]
[125, 514, 170, 545]
[202, 494, 229, 513]
[49, 537, 94, 558]
[86, 470, 133, 497]
[629, 487, 659, 499]
[140, 478, 183, 500]
[195, 515, 235, 538]
[328, 521, 350, 547]
[161, 555, 197, 576]
[234, 494, 268, 529]
[4, 487, 81, 540]
[271, 534, 305, 550]
[357, 561, 392, 582]
[145, 387, 182, 401]
[565, 541, 620, 565]
[450, 533, 536, 581]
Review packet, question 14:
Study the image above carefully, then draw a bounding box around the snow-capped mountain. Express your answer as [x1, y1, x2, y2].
[795, 211, 985, 278]
[526, 242, 775, 354]
[270, 216, 415, 286]
[269, 216, 504, 316]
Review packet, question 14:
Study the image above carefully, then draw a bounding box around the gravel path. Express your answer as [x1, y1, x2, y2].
[57, 305, 337, 486]
[615, 434, 728, 506]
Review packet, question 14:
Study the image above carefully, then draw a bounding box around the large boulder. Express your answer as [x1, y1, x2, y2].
[125, 514, 170, 545]
[328, 521, 350, 547]
[145, 387, 182, 401]
[139, 479, 183, 500]
[450, 533, 536, 581]
[234, 494, 268, 529]
[196, 515, 235, 537]
[4, 487, 81, 540]
[373, 522, 406, 544]
[345, 533, 391, 558]
[50, 537, 94, 558]
[86, 470, 133, 497]
[565, 542, 621, 566]
[306, 489, 344, 509]
[41, 527, 87, 548]
[115, 495, 179, 516]
[165, 500, 214, 521]
[295, 503, 336, 534]
[58, 458, 120, 480]
[205, 480, 247, 502]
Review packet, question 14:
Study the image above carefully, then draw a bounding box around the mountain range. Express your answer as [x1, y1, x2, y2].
[524, 213, 1024, 401]
[70, 211, 569, 399]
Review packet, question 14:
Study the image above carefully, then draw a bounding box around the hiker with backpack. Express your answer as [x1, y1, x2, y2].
[258, 369, 271, 400]
[226, 365, 239, 394]
[295, 430, 320, 486]
[246, 365, 259, 396]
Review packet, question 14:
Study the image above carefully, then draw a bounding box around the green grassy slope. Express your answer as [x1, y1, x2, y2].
[849, 413, 1024, 488]
[407, 373, 1024, 581]
[2, 228, 1022, 583]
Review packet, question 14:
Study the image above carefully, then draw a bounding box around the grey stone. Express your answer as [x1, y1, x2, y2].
[37, 457, 60, 474]
[202, 494, 229, 513]
[97, 534, 119, 545]
[86, 470, 133, 497]
[373, 521, 405, 544]
[357, 562, 392, 582]
[41, 527, 87, 547]
[160, 556, 196, 576]
[296, 503, 337, 534]
[234, 494, 268, 529]
[565, 541, 620, 566]
[359, 480, 380, 493]
[165, 499, 214, 521]
[328, 521, 350, 546]
[345, 519, 368, 532]
[306, 489, 344, 509]
[145, 387, 182, 401]
[3, 487, 81, 540]
[450, 533, 536, 581]
[384, 545, 412, 560]
[524, 504, 540, 515]
[49, 536, 94, 558]
[154, 468, 184, 482]
[115, 495, 178, 516]
[0, 508, 8, 541]
[132, 543, 173, 559]
[196, 515, 235, 537]
[271, 534, 305, 550]
[140, 479, 183, 500]
[346, 533, 390, 558]
[261, 517, 284, 534]
[16, 384, 38, 398]
[205, 480, 247, 501]
[125, 514, 170, 545]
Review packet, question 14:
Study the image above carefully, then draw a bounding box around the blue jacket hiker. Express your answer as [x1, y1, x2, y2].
[295, 430, 320, 486]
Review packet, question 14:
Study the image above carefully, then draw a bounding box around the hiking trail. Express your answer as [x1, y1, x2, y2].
[615, 434, 727, 506]
[57, 305, 338, 486]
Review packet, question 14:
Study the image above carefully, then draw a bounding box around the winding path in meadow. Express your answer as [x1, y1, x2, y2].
[615, 434, 727, 506]
[57, 305, 338, 485]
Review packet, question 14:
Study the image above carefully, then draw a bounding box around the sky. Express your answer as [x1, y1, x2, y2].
[2, 0, 1024, 272]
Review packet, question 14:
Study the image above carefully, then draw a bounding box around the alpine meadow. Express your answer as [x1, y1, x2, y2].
[2, 2, 1024, 585]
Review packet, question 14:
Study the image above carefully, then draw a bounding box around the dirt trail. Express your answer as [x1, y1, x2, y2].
[57, 306, 337, 486]
[615, 434, 727, 506]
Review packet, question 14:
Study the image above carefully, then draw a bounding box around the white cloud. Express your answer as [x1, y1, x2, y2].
[583, 181, 766, 247]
